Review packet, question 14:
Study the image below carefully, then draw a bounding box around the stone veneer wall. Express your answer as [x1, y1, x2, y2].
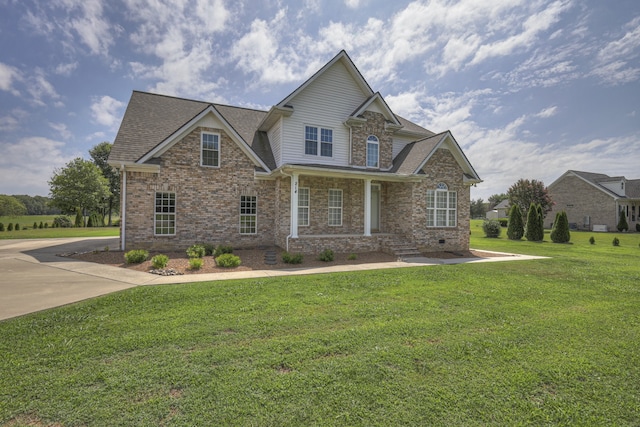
[350, 111, 394, 169]
[122, 126, 276, 251]
[547, 175, 617, 230]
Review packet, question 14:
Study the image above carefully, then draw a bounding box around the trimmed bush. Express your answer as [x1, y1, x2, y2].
[498, 219, 508, 227]
[33, 222, 38, 229]
[348, 253, 357, 260]
[617, 210, 628, 232]
[612, 237, 620, 247]
[186, 244, 206, 259]
[44, 222, 49, 229]
[525, 203, 544, 242]
[550, 211, 571, 243]
[482, 219, 502, 238]
[39, 221, 44, 229]
[14, 223, 20, 231]
[53, 216, 72, 228]
[203, 243, 216, 256]
[188, 258, 203, 270]
[7, 223, 13, 231]
[0, 223, 4, 231]
[151, 254, 169, 269]
[216, 253, 241, 268]
[506, 204, 524, 240]
[124, 249, 149, 264]
[589, 236, 595, 245]
[319, 248, 334, 262]
[213, 245, 233, 258]
[282, 252, 303, 264]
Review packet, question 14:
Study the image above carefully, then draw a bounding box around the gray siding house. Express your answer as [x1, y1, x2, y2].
[547, 170, 640, 231]
[108, 51, 482, 254]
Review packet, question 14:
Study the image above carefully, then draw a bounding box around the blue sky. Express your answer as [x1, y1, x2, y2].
[0, 0, 638, 201]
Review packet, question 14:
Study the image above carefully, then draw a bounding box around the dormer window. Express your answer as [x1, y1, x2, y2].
[366, 135, 379, 168]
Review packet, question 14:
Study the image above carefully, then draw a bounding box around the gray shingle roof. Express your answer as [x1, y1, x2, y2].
[391, 132, 446, 175]
[569, 170, 640, 199]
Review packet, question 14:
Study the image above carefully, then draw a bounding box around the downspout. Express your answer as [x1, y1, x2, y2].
[120, 164, 127, 251]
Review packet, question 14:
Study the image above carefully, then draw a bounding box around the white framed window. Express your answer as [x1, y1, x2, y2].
[328, 189, 342, 226]
[366, 135, 379, 168]
[304, 125, 332, 157]
[201, 132, 220, 167]
[427, 183, 457, 227]
[155, 192, 176, 235]
[239, 195, 257, 234]
[298, 187, 310, 226]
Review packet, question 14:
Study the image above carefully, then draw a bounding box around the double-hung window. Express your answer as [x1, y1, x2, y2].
[328, 189, 342, 226]
[240, 195, 257, 234]
[298, 187, 310, 226]
[427, 183, 457, 227]
[155, 192, 176, 235]
[201, 132, 220, 167]
[305, 125, 332, 157]
[366, 135, 379, 168]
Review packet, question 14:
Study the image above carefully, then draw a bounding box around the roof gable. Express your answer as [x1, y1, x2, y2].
[348, 92, 401, 127]
[551, 170, 640, 200]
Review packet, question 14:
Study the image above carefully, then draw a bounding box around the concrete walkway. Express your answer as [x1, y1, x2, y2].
[0, 237, 548, 321]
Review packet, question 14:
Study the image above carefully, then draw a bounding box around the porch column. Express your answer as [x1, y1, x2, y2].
[364, 179, 372, 237]
[290, 173, 299, 238]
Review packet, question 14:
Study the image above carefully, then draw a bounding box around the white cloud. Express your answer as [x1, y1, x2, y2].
[345, 0, 361, 9]
[592, 16, 640, 85]
[0, 62, 22, 96]
[49, 122, 73, 140]
[27, 68, 61, 107]
[90, 95, 125, 128]
[55, 61, 79, 76]
[0, 137, 75, 196]
[535, 106, 558, 118]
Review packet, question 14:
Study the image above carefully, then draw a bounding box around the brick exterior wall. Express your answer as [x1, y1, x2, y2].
[122, 127, 276, 250]
[122, 129, 471, 255]
[350, 111, 393, 169]
[547, 175, 637, 231]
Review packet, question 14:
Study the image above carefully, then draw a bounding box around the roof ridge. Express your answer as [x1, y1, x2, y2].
[131, 90, 268, 113]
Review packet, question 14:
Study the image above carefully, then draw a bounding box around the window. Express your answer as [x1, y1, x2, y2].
[155, 192, 176, 235]
[201, 132, 219, 167]
[240, 195, 257, 234]
[298, 187, 310, 226]
[328, 189, 342, 226]
[427, 183, 457, 227]
[366, 135, 379, 168]
[305, 125, 332, 157]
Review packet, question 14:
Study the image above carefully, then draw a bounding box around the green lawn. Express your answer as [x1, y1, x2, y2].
[1, 223, 639, 426]
[0, 215, 119, 239]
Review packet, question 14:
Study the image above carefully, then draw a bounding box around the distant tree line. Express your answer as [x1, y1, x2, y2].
[0, 194, 60, 216]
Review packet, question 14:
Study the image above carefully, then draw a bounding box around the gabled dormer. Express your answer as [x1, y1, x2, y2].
[599, 176, 627, 197]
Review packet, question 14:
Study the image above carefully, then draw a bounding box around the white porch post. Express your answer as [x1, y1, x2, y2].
[290, 173, 299, 238]
[364, 179, 372, 237]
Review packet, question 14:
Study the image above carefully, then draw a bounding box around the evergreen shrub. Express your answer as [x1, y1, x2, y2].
[7, 223, 13, 231]
[124, 249, 149, 264]
[612, 237, 620, 247]
[203, 243, 216, 256]
[319, 248, 335, 262]
[213, 245, 233, 257]
[506, 204, 524, 240]
[39, 222, 44, 229]
[75, 209, 83, 227]
[151, 254, 169, 269]
[0, 223, 4, 232]
[589, 236, 595, 245]
[33, 222, 38, 229]
[525, 203, 544, 242]
[282, 252, 303, 264]
[216, 253, 241, 268]
[550, 211, 571, 243]
[482, 219, 502, 238]
[617, 211, 629, 232]
[15, 223, 20, 231]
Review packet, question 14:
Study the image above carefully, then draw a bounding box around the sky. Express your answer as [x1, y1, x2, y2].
[0, 0, 639, 201]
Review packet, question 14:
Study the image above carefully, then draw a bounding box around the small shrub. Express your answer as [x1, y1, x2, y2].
[124, 249, 149, 264]
[216, 253, 241, 268]
[348, 253, 357, 260]
[589, 236, 595, 245]
[186, 244, 206, 259]
[104, 246, 110, 252]
[53, 216, 73, 228]
[213, 245, 233, 257]
[550, 211, 571, 243]
[14, 223, 20, 231]
[39, 222, 44, 229]
[498, 219, 508, 227]
[617, 210, 628, 232]
[203, 243, 216, 256]
[188, 257, 203, 270]
[33, 222, 38, 229]
[612, 237, 620, 247]
[7, 223, 13, 231]
[282, 252, 304, 264]
[482, 219, 502, 238]
[0, 223, 4, 232]
[151, 254, 169, 269]
[319, 248, 334, 262]
[44, 222, 49, 228]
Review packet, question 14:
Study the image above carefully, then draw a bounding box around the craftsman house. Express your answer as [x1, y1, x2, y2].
[547, 170, 640, 231]
[108, 51, 482, 255]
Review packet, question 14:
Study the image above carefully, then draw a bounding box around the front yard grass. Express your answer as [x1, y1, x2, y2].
[1, 223, 639, 425]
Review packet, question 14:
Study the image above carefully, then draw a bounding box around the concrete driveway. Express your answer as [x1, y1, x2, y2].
[0, 237, 144, 321]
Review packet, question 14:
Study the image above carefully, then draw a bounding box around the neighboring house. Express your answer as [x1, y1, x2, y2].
[486, 199, 509, 219]
[108, 51, 482, 255]
[547, 170, 640, 231]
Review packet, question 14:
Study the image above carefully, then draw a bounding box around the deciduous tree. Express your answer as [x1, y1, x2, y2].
[507, 179, 553, 223]
[0, 195, 27, 217]
[89, 142, 120, 226]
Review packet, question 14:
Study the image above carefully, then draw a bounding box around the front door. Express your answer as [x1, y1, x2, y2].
[370, 184, 380, 232]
